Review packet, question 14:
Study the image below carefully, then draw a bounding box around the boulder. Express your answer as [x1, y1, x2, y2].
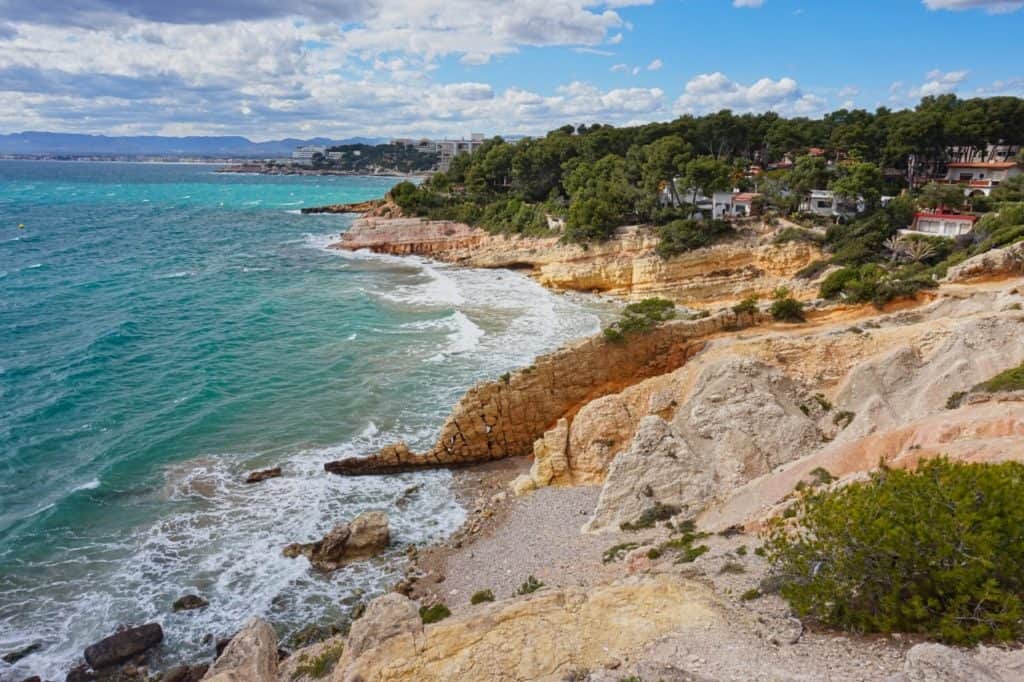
[172, 595, 209, 612]
[201, 617, 277, 682]
[244, 467, 282, 484]
[283, 512, 389, 572]
[944, 241, 1024, 283]
[83, 623, 163, 670]
[896, 643, 1002, 682]
[343, 593, 421, 663]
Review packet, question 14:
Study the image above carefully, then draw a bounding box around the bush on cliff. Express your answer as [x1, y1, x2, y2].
[765, 458, 1024, 645]
[731, 295, 759, 316]
[818, 263, 935, 306]
[603, 298, 676, 343]
[769, 287, 805, 323]
[419, 603, 452, 624]
[656, 219, 735, 259]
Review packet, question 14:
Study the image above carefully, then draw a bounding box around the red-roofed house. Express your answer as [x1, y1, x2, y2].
[905, 211, 978, 238]
[942, 162, 1021, 197]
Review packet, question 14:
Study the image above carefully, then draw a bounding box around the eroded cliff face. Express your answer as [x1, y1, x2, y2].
[333, 217, 822, 306]
[326, 310, 761, 475]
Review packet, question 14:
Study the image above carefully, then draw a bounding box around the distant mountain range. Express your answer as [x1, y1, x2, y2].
[0, 132, 389, 158]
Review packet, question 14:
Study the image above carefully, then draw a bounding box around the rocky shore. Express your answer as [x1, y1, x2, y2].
[12, 209, 1024, 682]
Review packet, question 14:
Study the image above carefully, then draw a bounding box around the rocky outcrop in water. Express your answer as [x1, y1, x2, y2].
[83, 623, 163, 670]
[283, 511, 390, 571]
[244, 467, 281, 484]
[324, 311, 762, 475]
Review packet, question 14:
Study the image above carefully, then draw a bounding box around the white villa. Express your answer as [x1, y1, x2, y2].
[941, 162, 1021, 197]
[392, 134, 486, 171]
[799, 189, 863, 220]
[712, 191, 762, 219]
[903, 211, 978, 238]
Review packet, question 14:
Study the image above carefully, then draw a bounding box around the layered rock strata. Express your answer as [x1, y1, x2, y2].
[325, 311, 760, 475]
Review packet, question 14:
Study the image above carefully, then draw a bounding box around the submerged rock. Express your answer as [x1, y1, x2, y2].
[2, 641, 42, 663]
[159, 663, 209, 682]
[244, 467, 281, 484]
[283, 511, 390, 572]
[172, 594, 209, 612]
[83, 623, 163, 670]
[201, 618, 277, 682]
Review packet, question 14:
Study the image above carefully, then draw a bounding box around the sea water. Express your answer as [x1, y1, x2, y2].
[0, 161, 603, 679]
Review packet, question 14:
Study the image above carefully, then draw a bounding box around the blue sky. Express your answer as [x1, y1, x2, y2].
[0, 0, 1021, 139]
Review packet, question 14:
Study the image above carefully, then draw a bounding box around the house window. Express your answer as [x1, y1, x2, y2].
[959, 173, 973, 181]
[816, 200, 831, 209]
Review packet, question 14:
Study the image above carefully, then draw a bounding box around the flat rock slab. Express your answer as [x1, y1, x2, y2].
[84, 622, 163, 669]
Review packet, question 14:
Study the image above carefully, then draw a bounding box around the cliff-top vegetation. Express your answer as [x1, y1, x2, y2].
[766, 458, 1024, 645]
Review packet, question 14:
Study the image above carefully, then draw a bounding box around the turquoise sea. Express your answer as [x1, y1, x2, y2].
[0, 161, 602, 679]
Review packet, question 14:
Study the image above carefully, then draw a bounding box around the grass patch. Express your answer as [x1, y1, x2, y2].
[419, 603, 452, 624]
[731, 295, 759, 316]
[602, 542, 639, 564]
[470, 590, 495, 605]
[740, 589, 762, 602]
[515, 575, 544, 596]
[974, 361, 1024, 393]
[293, 640, 345, 679]
[719, 561, 746, 575]
[620, 503, 681, 531]
[603, 298, 676, 344]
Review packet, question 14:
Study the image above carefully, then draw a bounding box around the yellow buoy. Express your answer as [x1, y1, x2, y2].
[18, 224, 25, 229]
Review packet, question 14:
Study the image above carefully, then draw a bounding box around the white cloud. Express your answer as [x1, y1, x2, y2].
[922, 0, 1024, 13]
[675, 72, 827, 116]
[733, 0, 765, 7]
[611, 63, 628, 72]
[607, 32, 623, 44]
[632, 66, 641, 76]
[910, 69, 969, 97]
[837, 86, 859, 98]
[647, 58, 663, 71]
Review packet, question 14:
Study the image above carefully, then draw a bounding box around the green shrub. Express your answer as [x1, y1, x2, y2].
[620, 503, 681, 531]
[646, 547, 663, 560]
[736, 545, 748, 557]
[515, 575, 544, 596]
[795, 259, 829, 280]
[419, 603, 452, 624]
[719, 561, 746, 574]
[293, 640, 346, 679]
[808, 467, 835, 486]
[740, 589, 762, 601]
[602, 542, 640, 564]
[603, 298, 676, 343]
[974, 361, 1024, 393]
[765, 458, 1024, 645]
[656, 219, 735, 259]
[769, 287, 805, 323]
[946, 391, 967, 409]
[818, 263, 935, 306]
[732, 295, 759, 316]
[774, 227, 824, 246]
[470, 590, 495, 605]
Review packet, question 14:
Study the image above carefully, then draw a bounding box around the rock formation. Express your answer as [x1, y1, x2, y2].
[283, 511, 390, 571]
[945, 241, 1024, 283]
[202, 617, 278, 682]
[331, 576, 718, 682]
[244, 467, 282, 484]
[585, 358, 823, 532]
[325, 311, 760, 475]
[334, 217, 821, 306]
[83, 623, 163, 670]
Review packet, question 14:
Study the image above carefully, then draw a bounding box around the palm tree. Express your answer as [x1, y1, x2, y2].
[883, 236, 906, 262]
[902, 239, 938, 264]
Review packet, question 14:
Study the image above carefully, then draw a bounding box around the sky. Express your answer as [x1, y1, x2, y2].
[0, 0, 1022, 140]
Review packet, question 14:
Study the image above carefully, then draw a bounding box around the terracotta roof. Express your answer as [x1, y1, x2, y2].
[913, 212, 978, 222]
[734, 193, 761, 203]
[946, 162, 1018, 169]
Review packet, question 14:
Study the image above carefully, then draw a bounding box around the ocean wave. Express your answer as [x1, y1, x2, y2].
[277, 200, 304, 206]
[427, 311, 485, 361]
[155, 271, 195, 280]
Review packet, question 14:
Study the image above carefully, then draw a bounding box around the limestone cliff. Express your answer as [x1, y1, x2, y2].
[325, 310, 761, 475]
[333, 217, 821, 306]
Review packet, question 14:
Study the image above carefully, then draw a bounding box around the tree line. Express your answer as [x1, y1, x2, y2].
[391, 94, 1024, 243]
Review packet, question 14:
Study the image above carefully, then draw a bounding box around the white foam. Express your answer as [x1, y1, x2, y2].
[156, 271, 194, 280]
[429, 311, 484, 361]
[71, 479, 100, 492]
